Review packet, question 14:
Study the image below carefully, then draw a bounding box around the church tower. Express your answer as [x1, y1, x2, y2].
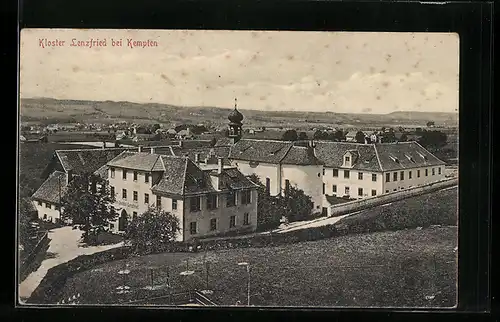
[227, 98, 244, 144]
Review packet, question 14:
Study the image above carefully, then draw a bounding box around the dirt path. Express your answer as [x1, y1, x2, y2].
[19, 226, 124, 302]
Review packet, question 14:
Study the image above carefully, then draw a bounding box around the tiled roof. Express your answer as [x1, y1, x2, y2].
[176, 140, 213, 149]
[170, 146, 231, 164]
[56, 148, 136, 175]
[315, 142, 381, 171]
[152, 156, 189, 195]
[280, 146, 323, 166]
[374, 141, 446, 171]
[217, 167, 259, 190]
[32, 171, 67, 204]
[214, 137, 233, 147]
[107, 152, 165, 171]
[229, 139, 293, 163]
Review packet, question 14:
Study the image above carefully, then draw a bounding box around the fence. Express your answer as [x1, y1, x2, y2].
[19, 230, 50, 282]
[128, 290, 218, 306]
[328, 178, 458, 217]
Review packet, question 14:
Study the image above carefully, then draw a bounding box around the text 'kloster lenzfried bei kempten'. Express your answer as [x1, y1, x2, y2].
[38, 38, 159, 49]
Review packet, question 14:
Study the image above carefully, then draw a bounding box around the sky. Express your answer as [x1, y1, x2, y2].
[20, 29, 459, 114]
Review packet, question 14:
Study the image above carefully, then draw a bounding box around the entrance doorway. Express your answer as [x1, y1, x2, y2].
[118, 210, 128, 232]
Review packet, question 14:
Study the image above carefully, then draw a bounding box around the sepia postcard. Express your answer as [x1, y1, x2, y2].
[17, 29, 459, 308]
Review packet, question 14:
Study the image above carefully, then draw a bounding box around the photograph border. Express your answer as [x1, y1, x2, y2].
[9, 0, 493, 319]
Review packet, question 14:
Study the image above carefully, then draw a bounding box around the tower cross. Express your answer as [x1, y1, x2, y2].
[234, 98, 238, 109]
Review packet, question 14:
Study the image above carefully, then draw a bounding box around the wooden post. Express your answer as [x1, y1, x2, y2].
[166, 266, 170, 287]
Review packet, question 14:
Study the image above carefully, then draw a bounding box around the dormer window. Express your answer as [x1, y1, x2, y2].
[405, 154, 415, 163]
[345, 156, 350, 162]
[389, 155, 400, 163]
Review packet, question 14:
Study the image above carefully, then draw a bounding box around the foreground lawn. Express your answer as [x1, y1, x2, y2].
[60, 226, 457, 308]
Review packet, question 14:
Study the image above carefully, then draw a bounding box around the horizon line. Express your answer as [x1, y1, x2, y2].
[20, 96, 460, 116]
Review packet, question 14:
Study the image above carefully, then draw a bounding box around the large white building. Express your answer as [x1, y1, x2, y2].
[31, 104, 447, 237]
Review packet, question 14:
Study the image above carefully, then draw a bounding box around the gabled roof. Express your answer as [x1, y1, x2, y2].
[107, 152, 165, 171]
[280, 146, 323, 166]
[169, 146, 231, 163]
[315, 142, 381, 171]
[32, 171, 67, 204]
[151, 156, 190, 195]
[229, 139, 293, 163]
[216, 167, 259, 190]
[56, 148, 136, 175]
[374, 141, 446, 171]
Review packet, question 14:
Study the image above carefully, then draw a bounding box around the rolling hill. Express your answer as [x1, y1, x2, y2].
[20, 98, 459, 128]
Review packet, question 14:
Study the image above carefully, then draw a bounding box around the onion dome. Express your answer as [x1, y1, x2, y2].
[228, 108, 244, 124]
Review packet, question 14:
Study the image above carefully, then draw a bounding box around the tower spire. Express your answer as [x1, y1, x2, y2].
[234, 97, 238, 109]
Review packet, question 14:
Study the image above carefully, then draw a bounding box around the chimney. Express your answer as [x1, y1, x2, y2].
[308, 140, 315, 148]
[150, 147, 155, 154]
[179, 140, 183, 147]
[217, 157, 223, 174]
[102, 141, 106, 149]
[138, 146, 142, 153]
[194, 153, 200, 163]
[66, 169, 73, 184]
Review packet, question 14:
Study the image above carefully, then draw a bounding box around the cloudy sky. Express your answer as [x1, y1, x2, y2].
[20, 29, 459, 114]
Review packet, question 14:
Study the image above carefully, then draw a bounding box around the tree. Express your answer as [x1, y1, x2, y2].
[333, 129, 345, 141]
[152, 124, 161, 133]
[281, 185, 314, 222]
[60, 172, 117, 245]
[418, 130, 447, 149]
[126, 207, 180, 254]
[313, 130, 328, 140]
[399, 133, 408, 142]
[355, 131, 366, 143]
[282, 129, 298, 141]
[18, 198, 38, 251]
[426, 121, 435, 127]
[210, 137, 217, 147]
[298, 132, 308, 141]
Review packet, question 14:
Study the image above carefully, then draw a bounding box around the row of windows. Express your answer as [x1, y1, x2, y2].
[325, 169, 378, 181]
[110, 168, 150, 183]
[37, 200, 59, 210]
[385, 167, 441, 183]
[324, 184, 377, 197]
[111, 187, 252, 212]
[189, 213, 250, 234]
[189, 190, 252, 212]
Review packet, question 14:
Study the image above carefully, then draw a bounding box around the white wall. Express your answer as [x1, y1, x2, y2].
[322, 167, 384, 200]
[234, 160, 281, 196]
[183, 190, 258, 241]
[33, 200, 61, 223]
[382, 165, 446, 193]
[281, 164, 324, 212]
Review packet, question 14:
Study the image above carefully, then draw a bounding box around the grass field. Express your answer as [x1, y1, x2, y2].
[59, 226, 457, 307]
[18, 143, 95, 198]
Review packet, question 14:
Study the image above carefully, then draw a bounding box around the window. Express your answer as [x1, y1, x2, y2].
[110, 186, 115, 197]
[386, 190, 389, 193]
[133, 191, 138, 202]
[386, 173, 390, 182]
[417, 170, 421, 178]
[393, 172, 398, 181]
[190, 222, 197, 235]
[265, 178, 270, 194]
[400, 171, 404, 180]
[425, 169, 429, 176]
[37, 200, 42, 206]
[371, 189, 376, 196]
[438, 167, 442, 175]
[145, 173, 150, 183]
[229, 216, 236, 228]
[358, 188, 363, 196]
[409, 171, 412, 179]
[333, 169, 338, 177]
[46, 203, 51, 208]
[322, 183, 325, 195]
[110, 168, 115, 178]
[322, 168, 325, 175]
[122, 189, 127, 199]
[345, 156, 350, 162]
[133, 171, 138, 181]
[144, 193, 149, 204]
[344, 170, 350, 179]
[210, 218, 217, 231]
[43, 214, 47, 219]
[156, 195, 162, 208]
[432, 168, 436, 175]
[393, 189, 397, 191]
[332, 185, 337, 193]
[345, 186, 350, 196]
[172, 199, 177, 210]
[358, 172, 363, 180]
[122, 169, 127, 180]
[207, 194, 218, 210]
[190, 196, 201, 212]
[132, 212, 137, 220]
[243, 213, 250, 225]
[226, 191, 236, 207]
[372, 174, 377, 182]
[241, 190, 251, 205]
[91, 181, 97, 193]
